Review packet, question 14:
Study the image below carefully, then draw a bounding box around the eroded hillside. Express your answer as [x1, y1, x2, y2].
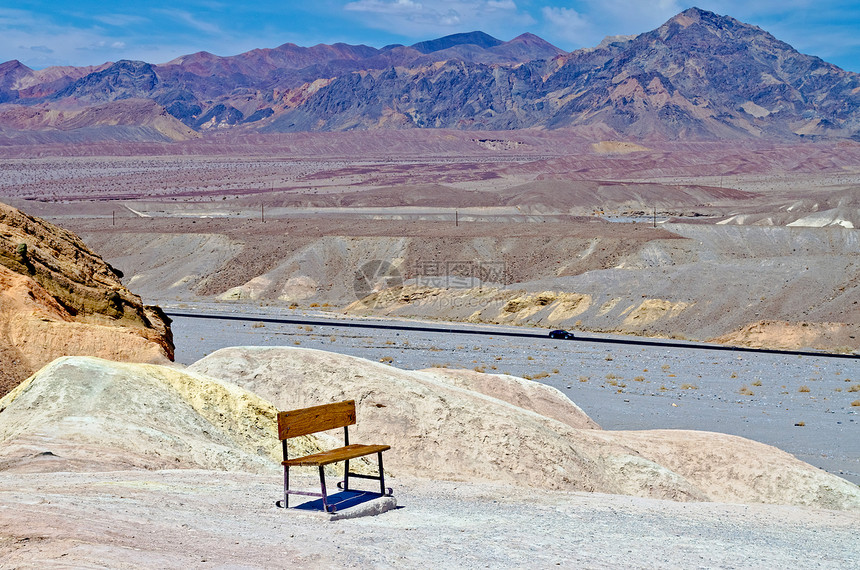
[64, 214, 860, 353]
[0, 202, 174, 395]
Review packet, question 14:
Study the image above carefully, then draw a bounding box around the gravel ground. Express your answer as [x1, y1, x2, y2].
[1, 471, 857, 569]
[165, 303, 860, 486]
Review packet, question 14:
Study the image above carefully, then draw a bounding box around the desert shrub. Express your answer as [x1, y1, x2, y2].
[851, 400, 860, 407]
[661, 364, 670, 371]
[579, 376, 589, 383]
[525, 372, 550, 380]
[847, 384, 860, 392]
[799, 385, 811, 393]
[535, 293, 556, 306]
[681, 383, 698, 390]
[739, 386, 754, 396]
[634, 376, 645, 382]
[502, 298, 528, 312]
[752, 379, 762, 386]
[309, 303, 320, 307]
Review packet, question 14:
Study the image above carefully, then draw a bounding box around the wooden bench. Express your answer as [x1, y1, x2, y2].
[275, 399, 392, 513]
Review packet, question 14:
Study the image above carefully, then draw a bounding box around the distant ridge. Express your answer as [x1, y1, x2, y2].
[0, 7, 857, 142]
[410, 31, 504, 53]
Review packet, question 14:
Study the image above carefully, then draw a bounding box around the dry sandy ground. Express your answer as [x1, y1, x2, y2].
[1, 470, 858, 569]
[0, 351, 858, 568]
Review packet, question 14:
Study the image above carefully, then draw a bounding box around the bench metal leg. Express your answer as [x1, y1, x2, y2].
[336, 452, 393, 497]
[319, 466, 335, 513]
[343, 459, 350, 491]
[377, 452, 386, 495]
[276, 466, 291, 509]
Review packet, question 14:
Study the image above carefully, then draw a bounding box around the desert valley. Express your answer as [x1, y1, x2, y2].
[0, 7, 858, 568]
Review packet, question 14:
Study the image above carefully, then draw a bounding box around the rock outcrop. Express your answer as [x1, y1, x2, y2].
[1, 350, 857, 509]
[0, 202, 173, 395]
[0, 357, 280, 473]
[190, 346, 860, 509]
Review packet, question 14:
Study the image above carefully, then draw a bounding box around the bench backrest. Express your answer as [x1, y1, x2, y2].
[277, 400, 357, 440]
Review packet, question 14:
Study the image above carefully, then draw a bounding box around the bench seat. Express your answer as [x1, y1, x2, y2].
[283, 444, 391, 467]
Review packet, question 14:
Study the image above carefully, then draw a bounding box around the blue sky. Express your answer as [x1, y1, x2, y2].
[3, 1, 859, 72]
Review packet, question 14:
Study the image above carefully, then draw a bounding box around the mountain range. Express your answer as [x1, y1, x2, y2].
[0, 7, 858, 142]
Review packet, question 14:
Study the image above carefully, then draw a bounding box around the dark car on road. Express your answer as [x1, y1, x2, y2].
[548, 329, 575, 340]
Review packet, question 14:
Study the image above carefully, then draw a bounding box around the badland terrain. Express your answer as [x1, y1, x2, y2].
[0, 7, 858, 567]
[0, 9, 855, 360]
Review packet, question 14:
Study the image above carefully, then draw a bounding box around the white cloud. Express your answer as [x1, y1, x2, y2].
[345, 0, 424, 13]
[155, 10, 222, 35]
[93, 14, 149, 28]
[539, 0, 685, 49]
[587, 0, 684, 28]
[541, 6, 590, 44]
[341, 0, 531, 38]
[18, 45, 54, 55]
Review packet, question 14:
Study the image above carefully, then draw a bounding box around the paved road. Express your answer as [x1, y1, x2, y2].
[165, 305, 860, 485]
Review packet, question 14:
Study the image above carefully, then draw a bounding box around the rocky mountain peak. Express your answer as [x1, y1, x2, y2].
[411, 31, 503, 53]
[0, 60, 30, 74]
[0, 9, 857, 141]
[0, 60, 33, 98]
[671, 6, 709, 26]
[53, 59, 159, 102]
